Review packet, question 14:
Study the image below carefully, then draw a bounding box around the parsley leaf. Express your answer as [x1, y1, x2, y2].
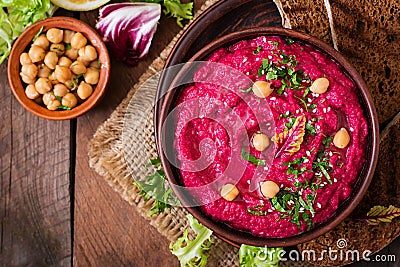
[57, 105, 71, 110]
[241, 148, 266, 166]
[253, 45, 262, 54]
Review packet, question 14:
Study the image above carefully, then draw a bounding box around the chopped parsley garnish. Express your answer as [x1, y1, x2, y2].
[322, 136, 333, 148]
[281, 156, 308, 178]
[285, 117, 296, 129]
[246, 203, 268, 216]
[294, 95, 308, 111]
[253, 45, 262, 54]
[65, 43, 71, 50]
[305, 121, 316, 135]
[241, 148, 266, 166]
[312, 150, 333, 184]
[32, 26, 44, 42]
[55, 95, 62, 102]
[309, 103, 317, 109]
[240, 87, 252, 93]
[285, 38, 295, 45]
[57, 105, 71, 110]
[303, 87, 311, 98]
[270, 190, 316, 230]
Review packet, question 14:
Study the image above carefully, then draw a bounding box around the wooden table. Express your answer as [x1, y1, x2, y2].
[1, 1, 399, 266]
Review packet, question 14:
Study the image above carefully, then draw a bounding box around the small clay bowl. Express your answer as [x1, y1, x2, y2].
[8, 16, 110, 120]
[155, 27, 379, 247]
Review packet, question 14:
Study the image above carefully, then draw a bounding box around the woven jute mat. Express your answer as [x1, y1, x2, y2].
[88, 1, 399, 266]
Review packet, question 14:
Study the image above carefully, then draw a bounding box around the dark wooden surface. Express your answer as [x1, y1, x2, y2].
[0, 0, 399, 266]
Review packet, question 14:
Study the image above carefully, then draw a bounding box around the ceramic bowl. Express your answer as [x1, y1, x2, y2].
[8, 16, 110, 120]
[155, 27, 379, 247]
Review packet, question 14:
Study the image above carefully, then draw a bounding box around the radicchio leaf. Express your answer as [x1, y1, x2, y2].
[96, 3, 161, 65]
[273, 115, 306, 158]
[355, 205, 400, 225]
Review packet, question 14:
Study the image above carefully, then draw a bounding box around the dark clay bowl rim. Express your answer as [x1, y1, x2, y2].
[155, 27, 379, 247]
[8, 16, 111, 120]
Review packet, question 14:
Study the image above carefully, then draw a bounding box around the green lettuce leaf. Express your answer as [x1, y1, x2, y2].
[239, 245, 283, 267]
[0, 0, 57, 64]
[130, 0, 193, 27]
[170, 214, 213, 267]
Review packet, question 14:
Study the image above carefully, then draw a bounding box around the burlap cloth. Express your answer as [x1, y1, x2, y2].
[88, 1, 399, 266]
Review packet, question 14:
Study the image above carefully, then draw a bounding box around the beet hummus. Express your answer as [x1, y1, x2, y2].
[174, 36, 368, 238]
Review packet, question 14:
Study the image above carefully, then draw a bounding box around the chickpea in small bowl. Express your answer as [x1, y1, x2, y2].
[8, 17, 110, 120]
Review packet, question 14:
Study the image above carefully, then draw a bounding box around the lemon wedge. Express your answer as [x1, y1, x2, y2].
[51, 0, 110, 11]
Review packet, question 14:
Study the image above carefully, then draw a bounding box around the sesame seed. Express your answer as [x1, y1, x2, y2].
[285, 111, 290, 115]
[264, 166, 269, 171]
[303, 158, 309, 163]
[281, 65, 286, 69]
[242, 58, 248, 63]
[270, 97, 276, 101]
[329, 152, 333, 156]
[350, 127, 354, 132]
[296, 110, 299, 114]
[307, 103, 310, 107]
[268, 55, 272, 59]
[299, 207, 305, 211]
[247, 180, 251, 184]
[312, 108, 317, 113]
[316, 125, 321, 130]
[327, 107, 331, 112]
[261, 70, 265, 75]
[306, 151, 311, 156]
[268, 209, 273, 213]
[320, 184, 325, 187]
[263, 37, 267, 42]
[256, 57, 260, 61]
[323, 108, 327, 113]
[284, 92, 288, 97]
[317, 203, 322, 208]
[333, 178, 338, 183]
[280, 55, 283, 59]
[307, 98, 312, 103]
[245, 72, 250, 75]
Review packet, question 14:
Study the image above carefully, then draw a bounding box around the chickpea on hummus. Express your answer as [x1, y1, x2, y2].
[175, 36, 368, 238]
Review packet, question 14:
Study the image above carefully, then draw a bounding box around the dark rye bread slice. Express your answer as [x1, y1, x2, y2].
[297, 112, 400, 266]
[273, 0, 333, 45]
[328, 0, 400, 124]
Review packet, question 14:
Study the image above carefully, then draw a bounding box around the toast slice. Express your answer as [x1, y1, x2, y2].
[327, 0, 400, 124]
[298, 112, 400, 266]
[273, 0, 333, 45]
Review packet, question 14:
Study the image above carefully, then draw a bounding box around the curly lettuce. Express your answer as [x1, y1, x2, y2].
[0, 0, 57, 64]
[239, 245, 283, 267]
[170, 214, 213, 267]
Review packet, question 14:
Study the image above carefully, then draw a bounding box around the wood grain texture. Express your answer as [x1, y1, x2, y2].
[73, 8, 191, 267]
[0, 60, 71, 266]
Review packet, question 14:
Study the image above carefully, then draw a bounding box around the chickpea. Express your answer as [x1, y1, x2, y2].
[47, 99, 61, 111]
[53, 84, 69, 97]
[89, 60, 100, 69]
[20, 72, 36, 84]
[65, 48, 78, 60]
[70, 61, 86, 75]
[252, 80, 273, 98]
[55, 65, 72, 83]
[310, 77, 329, 94]
[44, 51, 58, 69]
[77, 81, 93, 100]
[37, 64, 51, 78]
[46, 28, 63, 44]
[43, 92, 56, 106]
[62, 93, 78, 108]
[35, 77, 52, 94]
[25, 84, 40, 99]
[78, 45, 97, 62]
[84, 67, 99, 85]
[20, 52, 32, 65]
[49, 71, 59, 85]
[64, 77, 76, 90]
[28, 45, 46, 63]
[77, 56, 90, 66]
[220, 184, 239, 201]
[63, 30, 75, 43]
[71, 32, 87, 49]
[58, 56, 72, 67]
[333, 128, 351, 148]
[33, 34, 49, 50]
[21, 63, 38, 79]
[252, 133, 270, 151]
[50, 43, 65, 56]
[260, 181, 280, 199]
